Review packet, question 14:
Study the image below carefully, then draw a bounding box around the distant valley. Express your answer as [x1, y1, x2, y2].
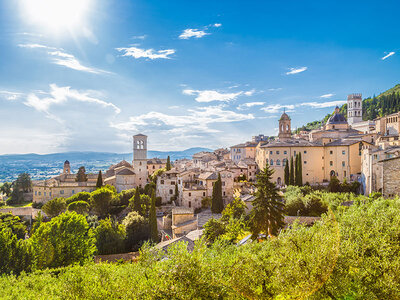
[0, 148, 212, 182]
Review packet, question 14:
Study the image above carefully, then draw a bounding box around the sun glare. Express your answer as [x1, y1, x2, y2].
[20, 0, 92, 32]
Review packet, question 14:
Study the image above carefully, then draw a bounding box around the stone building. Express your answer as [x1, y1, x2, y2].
[381, 156, 400, 197]
[230, 141, 258, 163]
[278, 111, 291, 141]
[147, 158, 167, 176]
[347, 93, 363, 125]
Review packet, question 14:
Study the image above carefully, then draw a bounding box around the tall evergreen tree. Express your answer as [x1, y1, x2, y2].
[132, 188, 141, 213]
[249, 165, 285, 238]
[96, 171, 103, 188]
[75, 166, 88, 182]
[211, 173, 223, 214]
[284, 161, 289, 186]
[289, 157, 295, 186]
[298, 152, 303, 186]
[174, 183, 179, 200]
[166, 156, 171, 171]
[294, 154, 299, 186]
[149, 190, 158, 242]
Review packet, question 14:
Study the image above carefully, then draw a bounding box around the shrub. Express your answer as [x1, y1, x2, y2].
[65, 192, 91, 205]
[67, 201, 90, 215]
[122, 211, 149, 251]
[93, 217, 126, 255]
[0, 213, 27, 239]
[155, 197, 162, 207]
[90, 188, 114, 217]
[42, 198, 67, 218]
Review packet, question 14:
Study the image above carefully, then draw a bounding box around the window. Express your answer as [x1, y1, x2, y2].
[169, 189, 173, 194]
[276, 151, 280, 155]
[44, 192, 46, 196]
[330, 161, 333, 166]
[189, 201, 191, 208]
[189, 192, 191, 196]
[342, 161, 345, 167]
[270, 159, 274, 166]
[284, 151, 287, 155]
[342, 150, 345, 155]
[60, 190, 64, 195]
[276, 159, 281, 166]
[35, 191, 37, 196]
[222, 181, 225, 186]
[270, 151, 273, 154]
[283, 158, 287, 166]
[153, 166, 155, 169]
[304, 161, 307, 164]
[171, 181, 175, 185]
[49, 192, 52, 197]
[223, 191, 226, 196]
[178, 180, 181, 184]
[344, 171, 347, 177]
[38, 192, 41, 196]
[330, 151, 333, 155]
[294, 151, 296, 156]
[203, 192, 206, 197]
[304, 150, 307, 154]
[161, 180, 164, 184]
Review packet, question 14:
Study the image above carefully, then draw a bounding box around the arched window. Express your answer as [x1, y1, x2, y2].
[270, 159, 274, 166]
[276, 159, 281, 166]
[283, 158, 287, 166]
[286, 124, 289, 131]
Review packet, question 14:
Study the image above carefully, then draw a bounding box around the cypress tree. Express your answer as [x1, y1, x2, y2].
[149, 190, 158, 242]
[96, 170, 103, 188]
[133, 188, 141, 213]
[289, 157, 295, 186]
[294, 154, 299, 186]
[75, 166, 88, 182]
[175, 183, 179, 200]
[211, 173, 223, 213]
[298, 152, 303, 186]
[166, 156, 171, 171]
[284, 161, 289, 186]
[249, 165, 285, 238]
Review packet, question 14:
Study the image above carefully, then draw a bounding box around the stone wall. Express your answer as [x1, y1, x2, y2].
[382, 157, 400, 197]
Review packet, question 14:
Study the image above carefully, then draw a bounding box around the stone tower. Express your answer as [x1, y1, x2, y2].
[63, 160, 71, 174]
[278, 111, 291, 141]
[347, 93, 362, 126]
[133, 134, 148, 187]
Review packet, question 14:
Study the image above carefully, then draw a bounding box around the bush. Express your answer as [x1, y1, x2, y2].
[203, 218, 226, 244]
[32, 202, 43, 209]
[65, 192, 91, 205]
[155, 197, 162, 207]
[122, 211, 150, 252]
[30, 212, 95, 270]
[93, 217, 126, 255]
[90, 188, 114, 217]
[115, 189, 136, 206]
[201, 197, 212, 208]
[0, 213, 27, 239]
[42, 198, 67, 218]
[67, 201, 90, 215]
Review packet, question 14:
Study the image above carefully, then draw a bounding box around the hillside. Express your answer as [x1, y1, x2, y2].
[297, 83, 400, 132]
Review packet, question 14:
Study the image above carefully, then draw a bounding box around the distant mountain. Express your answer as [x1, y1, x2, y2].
[0, 147, 212, 183]
[296, 83, 400, 133]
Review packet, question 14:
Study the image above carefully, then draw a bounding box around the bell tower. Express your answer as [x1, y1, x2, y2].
[278, 111, 291, 141]
[63, 160, 71, 174]
[347, 93, 362, 126]
[133, 134, 148, 187]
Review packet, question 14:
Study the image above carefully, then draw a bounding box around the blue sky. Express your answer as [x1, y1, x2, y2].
[0, 0, 399, 154]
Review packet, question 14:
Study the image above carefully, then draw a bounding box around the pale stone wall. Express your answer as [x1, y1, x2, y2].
[181, 189, 206, 209]
[156, 172, 178, 204]
[33, 184, 96, 203]
[382, 157, 400, 197]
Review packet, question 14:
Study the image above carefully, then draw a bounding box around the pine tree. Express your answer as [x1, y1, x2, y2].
[289, 157, 295, 186]
[284, 161, 289, 186]
[211, 173, 223, 214]
[96, 171, 103, 188]
[133, 188, 141, 213]
[149, 190, 158, 242]
[75, 166, 88, 182]
[166, 156, 171, 171]
[250, 165, 285, 238]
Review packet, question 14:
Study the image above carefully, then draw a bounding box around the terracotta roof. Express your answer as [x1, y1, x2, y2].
[116, 168, 135, 175]
[198, 172, 218, 180]
[260, 139, 322, 148]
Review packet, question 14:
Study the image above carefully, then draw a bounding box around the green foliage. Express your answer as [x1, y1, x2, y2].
[0, 182, 12, 197]
[93, 217, 126, 255]
[139, 194, 151, 216]
[7, 173, 32, 205]
[203, 218, 226, 244]
[221, 198, 246, 222]
[149, 191, 158, 242]
[211, 173, 223, 213]
[67, 201, 90, 215]
[201, 196, 212, 208]
[284, 161, 289, 186]
[122, 211, 150, 252]
[250, 165, 285, 238]
[0, 213, 27, 239]
[103, 184, 117, 194]
[328, 175, 341, 192]
[96, 170, 103, 188]
[30, 212, 95, 270]
[90, 188, 114, 217]
[144, 182, 156, 196]
[166, 156, 171, 171]
[295, 153, 303, 186]
[155, 196, 162, 207]
[42, 197, 67, 218]
[289, 156, 295, 186]
[130, 188, 141, 213]
[115, 188, 135, 206]
[150, 167, 165, 184]
[75, 166, 88, 182]
[65, 191, 91, 205]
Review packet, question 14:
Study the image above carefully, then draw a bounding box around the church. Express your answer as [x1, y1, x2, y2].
[32, 134, 149, 203]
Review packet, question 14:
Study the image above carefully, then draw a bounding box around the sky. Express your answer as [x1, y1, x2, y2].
[0, 0, 399, 154]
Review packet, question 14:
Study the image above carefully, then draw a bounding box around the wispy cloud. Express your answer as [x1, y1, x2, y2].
[0, 90, 24, 101]
[381, 52, 395, 60]
[261, 104, 295, 114]
[183, 89, 254, 103]
[213, 23, 222, 27]
[24, 84, 120, 121]
[286, 67, 308, 75]
[268, 88, 283, 92]
[131, 35, 147, 40]
[299, 100, 346, 108]
[179, 29, 209, 40]
[320, 93, 335, 99]
[237, 102, 265, 110]
[115, 46, 175, 60]
[19, 44, 110, 74]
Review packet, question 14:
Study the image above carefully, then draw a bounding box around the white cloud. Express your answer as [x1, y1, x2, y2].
[213, 23, 222, 27]
[131, 35, 147, 40]
[115, 46, 175, 60]
[261, 104, 295, 114]
[179, 28, 209, 40]
[320, 93, 335, 99]
[19, 44, 110, 74]
[237, 102, 265, 110]
[0, 91, 23, 101]
[286, 67, 308, 75]
[382, 52, 395, 60]
[183, 89, 253, 103]
[299, 100, 346, 108]
[268, 88, 283, 92]
[24, 84, 121, 119]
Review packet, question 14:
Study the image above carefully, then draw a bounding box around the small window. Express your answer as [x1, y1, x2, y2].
[330, 161, 333, 166]
[153, 166, 155, 169]
[342, 161, 345, 167]
[222, 181, 225, 186]
[276, 151, 280, 155]
[72, 190, 75, 194]
[60, 190, 64, 195]
[171, 181, 175, 185]
[44, 192, 46, 196]
[38, 192, 41, 196]
[342, 150, 345, 155]
[169, 189, 173, 194]
[276, 159, 281, 166]
[304, 151, 307, 154]
[344, 171, 347, 177]
[304, 161, 307, 164]
[35, 191, 37, 196]
[223, 191, 226, 196]
[161, 180, 164, 184]
[270, 151, 273, 154]
[284, 151, 287, 155]
[49, 192, 52, 196]
[189, 192, 191, 197]
[203, 192, 206, 196]
[330, 151, 333, 155]
[294, 151, 296, 156]
[270, 159, 274, 166]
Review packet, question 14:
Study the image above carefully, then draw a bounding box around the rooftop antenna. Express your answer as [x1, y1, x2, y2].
[283, 107, 286, 113]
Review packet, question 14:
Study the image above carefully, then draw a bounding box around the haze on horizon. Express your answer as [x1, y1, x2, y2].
[0, 0, 399, 155]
